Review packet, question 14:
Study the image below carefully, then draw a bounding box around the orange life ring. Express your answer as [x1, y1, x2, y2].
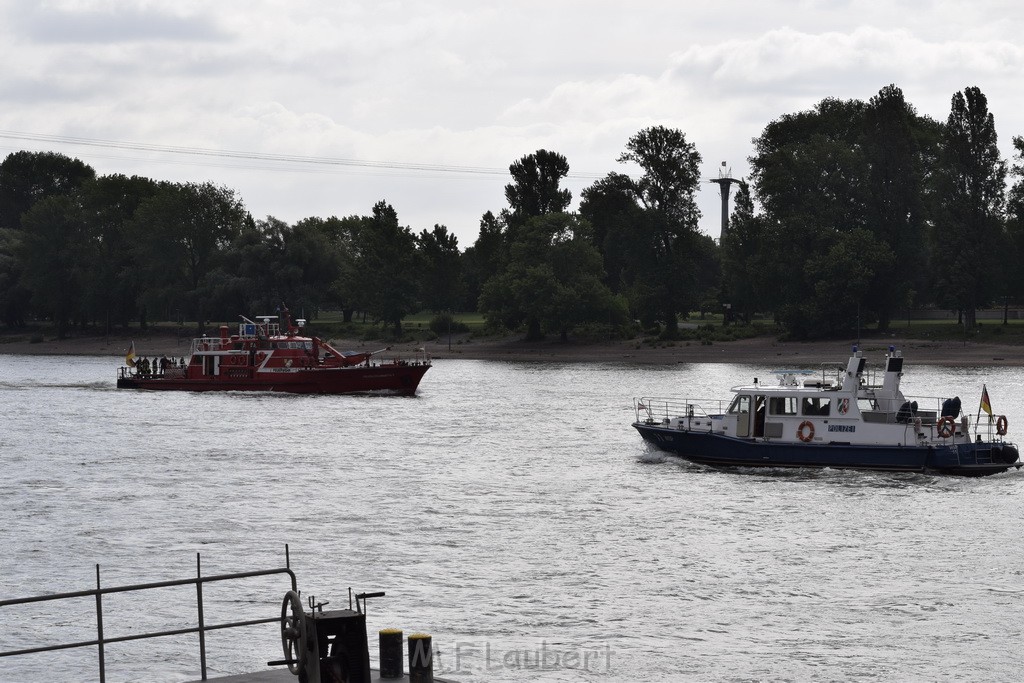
[996, 415, 1008, 436]
[797, 420, 815, 443]
[937, 416, 956, 439]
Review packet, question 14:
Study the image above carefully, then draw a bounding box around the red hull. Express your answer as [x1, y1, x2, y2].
[116, 363, 429, 395]
[118, 308, 430, 395]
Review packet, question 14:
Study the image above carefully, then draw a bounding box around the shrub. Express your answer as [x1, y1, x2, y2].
[429, 312, 470, 336]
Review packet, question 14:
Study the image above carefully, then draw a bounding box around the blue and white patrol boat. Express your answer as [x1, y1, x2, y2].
[633, 346, 1021, 476]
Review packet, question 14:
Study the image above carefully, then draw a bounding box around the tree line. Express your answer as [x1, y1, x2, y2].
[2, 83, 1023, 340]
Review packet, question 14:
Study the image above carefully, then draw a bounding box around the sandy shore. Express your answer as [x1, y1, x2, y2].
[1, 330, 1021, 367]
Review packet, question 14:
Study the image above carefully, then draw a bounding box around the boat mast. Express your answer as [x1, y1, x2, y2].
[841, 345, 866, 392]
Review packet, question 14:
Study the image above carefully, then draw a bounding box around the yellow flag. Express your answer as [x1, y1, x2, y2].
[125, 341, 136, 368]
[980, 384, 992, 416]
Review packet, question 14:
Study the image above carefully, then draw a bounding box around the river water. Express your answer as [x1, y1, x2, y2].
[2, 353, 1024, 682]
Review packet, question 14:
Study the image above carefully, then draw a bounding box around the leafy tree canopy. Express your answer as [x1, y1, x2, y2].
[505, 149, 572, 221]
[479, 213, 627, 341]
[0, 151, 95, 231]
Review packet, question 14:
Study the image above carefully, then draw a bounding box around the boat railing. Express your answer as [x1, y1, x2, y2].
[191, 336, 233, 354]
[117, 363, 187, 380]
[377, 347, 432, 367]
[861, 394, 1011, 442]
[817, 362, 846, 387]
[0, 547, 297, 683]
[239, 320, 280, 339]
[635, 397, 729, 424]
[973, 414, 1010, 442]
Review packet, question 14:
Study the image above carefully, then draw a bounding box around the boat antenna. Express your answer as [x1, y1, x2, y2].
[856, 301, 861, 346]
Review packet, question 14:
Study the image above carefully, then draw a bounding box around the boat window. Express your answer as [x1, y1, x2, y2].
[858, 398, 878, 412]
[728, 395, 750, 414]
[802, 397, 831, 416]
[768, 396, 798, 416]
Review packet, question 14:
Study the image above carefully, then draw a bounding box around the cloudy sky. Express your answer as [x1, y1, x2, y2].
[1, 1, 1022, 246]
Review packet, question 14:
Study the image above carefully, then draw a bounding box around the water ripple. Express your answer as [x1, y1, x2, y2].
[1, 356, 1023, 681]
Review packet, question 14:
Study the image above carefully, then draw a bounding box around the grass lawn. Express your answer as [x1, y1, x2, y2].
[7, 310, 1024, 347]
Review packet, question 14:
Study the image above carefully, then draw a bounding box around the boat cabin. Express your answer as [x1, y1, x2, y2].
[721, 348, 946, 444]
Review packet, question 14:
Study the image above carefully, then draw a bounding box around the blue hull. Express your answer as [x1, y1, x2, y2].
[633, 423, 1021, 477]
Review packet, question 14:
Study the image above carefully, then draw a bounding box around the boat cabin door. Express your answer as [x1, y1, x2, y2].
[730, 394, 766, 438]
[202, 355, 219, 376]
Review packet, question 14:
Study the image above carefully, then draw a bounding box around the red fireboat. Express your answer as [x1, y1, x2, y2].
[116, 308, 430, 395]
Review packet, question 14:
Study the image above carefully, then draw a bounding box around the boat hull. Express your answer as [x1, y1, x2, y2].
[634, 422, 1021, 477]
[117, 364, 429, 395]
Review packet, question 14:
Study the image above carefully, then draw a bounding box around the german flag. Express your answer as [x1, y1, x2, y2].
[980, 384, 993, 417]
[125, 341, 137, 368]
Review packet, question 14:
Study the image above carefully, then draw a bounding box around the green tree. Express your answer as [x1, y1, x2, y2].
[0, 151, 95, 327]
[461, 211, 505, 310]
[130, 181, 246, 331]
[0, 151, 95, 231]
[615, 126, 703, 337]
[479, 213, 626, 341]
[1004, 136, 1024, 306]
[0, 228, 28, 326]
[77, 174, 160, 333]
[209, 214, 344, 322]
[17, 195, 88, 338]
[752, 99, 868, 236]
[417, 224, 462, 312]
[352, 201, 420, 335]
[794, 229, 895, 338]
[325, 215, 368, 322]
[931, 86, 1006, 327]
[504, 150, 572, 221]
[210, 215, 280, 317]
[578, 172, 643, 293]
[749, 96, 908, 337]
[283, 217, 344, 317]
[719, 182, 768, 323]
[862, 85, 939, 328]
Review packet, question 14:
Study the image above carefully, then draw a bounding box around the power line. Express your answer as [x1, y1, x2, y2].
[0, 130, 607, 181]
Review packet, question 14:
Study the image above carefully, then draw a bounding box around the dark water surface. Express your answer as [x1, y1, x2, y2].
[2, 354, 1024, 682]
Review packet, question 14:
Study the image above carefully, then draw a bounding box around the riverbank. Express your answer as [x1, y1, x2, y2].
[1, 330, 1021, 366]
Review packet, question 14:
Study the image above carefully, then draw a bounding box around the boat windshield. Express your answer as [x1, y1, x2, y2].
[728, 395, 749, 414]
[272, 340, 314, 350]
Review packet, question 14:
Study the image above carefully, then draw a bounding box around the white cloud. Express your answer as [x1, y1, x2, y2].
[16, 2, 225, 43]
[2, 1, 1024, 243]
[671, 25, 1024, 89]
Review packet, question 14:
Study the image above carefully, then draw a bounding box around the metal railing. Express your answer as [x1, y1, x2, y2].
[635, 397, 730, 424]
[0, 547, 297, 682]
